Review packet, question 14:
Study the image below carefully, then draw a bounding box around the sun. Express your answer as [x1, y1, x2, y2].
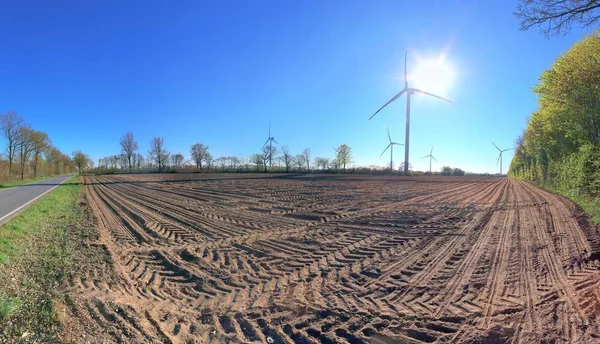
[410, 55, 455, 97]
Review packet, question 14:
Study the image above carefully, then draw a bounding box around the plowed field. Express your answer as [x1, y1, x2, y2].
[70, 174, 600, 343]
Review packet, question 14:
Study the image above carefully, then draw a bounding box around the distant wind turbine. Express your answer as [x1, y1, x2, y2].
[369, 51, 451, 175]
[380, 128, 403, 172]
[492, 142, 514, 175]
[263, 122, 278, 168]
[421, 145, 438, 173]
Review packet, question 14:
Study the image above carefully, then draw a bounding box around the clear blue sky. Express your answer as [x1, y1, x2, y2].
[0, 1, 592, 173]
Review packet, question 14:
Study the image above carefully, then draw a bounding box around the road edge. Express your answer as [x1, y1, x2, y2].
[0, 175, 75, 227]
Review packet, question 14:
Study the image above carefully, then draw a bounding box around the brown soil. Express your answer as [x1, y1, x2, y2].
[65, 174, 600, 343]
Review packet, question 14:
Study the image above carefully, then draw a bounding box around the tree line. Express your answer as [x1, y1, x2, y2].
[0, 111, 78, 180]
[92, 133, 479, 175]
[94, 133, 357, 174]
[509, 33, 600, 198]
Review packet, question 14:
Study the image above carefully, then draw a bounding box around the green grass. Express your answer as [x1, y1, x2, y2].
[0, 175, 59, 189]
[0, 297, 22, 320]
[567, 195, 600, 224]
[0, 176, 83, 340]
[536, 182, 600, 224]
[0, 178, 78, 264]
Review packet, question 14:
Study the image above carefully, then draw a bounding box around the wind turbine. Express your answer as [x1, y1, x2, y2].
[492, 142, 514, 175]
[369, 51, 451, 175]
[421, 145, 438, 173]
[380, 128, 403, 172]
[262, 122, 278, 168]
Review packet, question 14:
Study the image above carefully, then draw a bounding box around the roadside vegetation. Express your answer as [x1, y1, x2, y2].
[1, 111, 78, 181]
[0, 177, 88, 342]
[509, 33, 600, 222]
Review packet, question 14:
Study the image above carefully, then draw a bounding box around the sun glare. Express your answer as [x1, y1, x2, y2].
[410, 56, 455, 97]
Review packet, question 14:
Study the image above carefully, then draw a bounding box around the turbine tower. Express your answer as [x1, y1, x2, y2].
[262, 122, 278, 168]
[492, 142, 514, 175]
[369, 51, 451, 175]
[380, 128, 403, 172]
[421, 145, 438, 173]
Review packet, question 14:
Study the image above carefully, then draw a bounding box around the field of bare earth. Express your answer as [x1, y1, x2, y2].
[64, 173, 600, 343]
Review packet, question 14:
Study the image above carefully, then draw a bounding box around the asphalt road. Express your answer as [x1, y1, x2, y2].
[0, 174, 74, 226]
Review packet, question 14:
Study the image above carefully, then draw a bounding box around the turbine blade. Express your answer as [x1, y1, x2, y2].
[412, 88, 451, 103]
[392, 142, 404, 146]
[432, 156, 438, 163]
[387, 127, 392, 143]
[272, 139, 279, 144]
[263, 138, 270, 147]
[369, 89, 407, 120]
[430, 145, 434, 155]
[380, 144, 391, 157]
[502, 148, 514, 152]
[492, 142, 501, 151]
[421, 155, 429, 159]
[404, 51, 408, 88]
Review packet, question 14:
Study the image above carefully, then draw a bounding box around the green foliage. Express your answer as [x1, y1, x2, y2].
[510, 33, 600, 201]
[452, 168, 465, 176]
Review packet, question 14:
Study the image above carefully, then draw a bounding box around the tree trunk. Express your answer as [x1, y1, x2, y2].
[34, 153, 39, 178]
[8, 146, 13, 175]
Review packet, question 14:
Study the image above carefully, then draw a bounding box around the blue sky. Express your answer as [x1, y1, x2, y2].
[0, 1, 592, 173]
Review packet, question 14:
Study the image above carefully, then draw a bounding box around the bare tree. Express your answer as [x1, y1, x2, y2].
[314, 157, 330, 170]
[0, 111, 25, 175]
[281, 146, 293, 173]
[118, 153, 128, 171]
[110, 155, 119, 170]
[230, 156, 241, 171]
[190, 143, 210, 171]
[294, 154, 305, 171]
[17, 127, 35, 179]
[250, 154, 263, 171]
[134, 153, 144, 170]
[45, 146, 61, 175]
[72, 150, 91, 174]
[335, 144, 352, 171]
[205, 153, 213, 172]
[120, 131, 138, 172]
[31, 130, 50, 178]
[148, 137, 169, 172]
[171, 153, 184, 169]
[302, 148, 311, 172]
[515, 0, 600, 37]
[331, 158, 340, 170]
[261, 146, 270, 172]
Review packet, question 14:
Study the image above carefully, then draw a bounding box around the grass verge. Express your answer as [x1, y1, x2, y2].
[563, 194, 600, 224]
[534, 182, 600, 224]
[0, 175, 59, 189]
[0, 176, 83, 342]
